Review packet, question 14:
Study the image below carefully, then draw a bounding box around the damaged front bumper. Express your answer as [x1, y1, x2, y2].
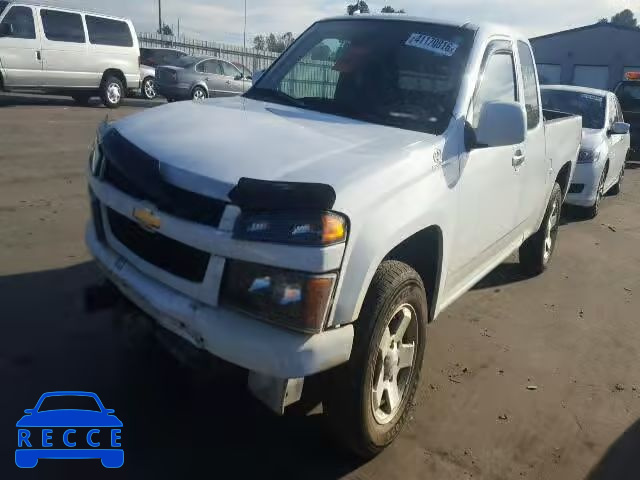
[86, 226, 353, 412]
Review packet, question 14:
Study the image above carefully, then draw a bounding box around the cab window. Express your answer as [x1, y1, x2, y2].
[517, 41, 541, 129]
[1, 6, 36, 39]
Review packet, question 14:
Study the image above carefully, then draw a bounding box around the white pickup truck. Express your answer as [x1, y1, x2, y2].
[85, 16, 581, 457]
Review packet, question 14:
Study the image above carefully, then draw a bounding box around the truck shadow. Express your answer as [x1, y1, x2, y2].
[586, 417, 640, 480]
[0, 262, 364, 479]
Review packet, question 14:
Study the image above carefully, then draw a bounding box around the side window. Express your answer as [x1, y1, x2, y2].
[197, 60, 221, 74]
[86, 16, 132, 47]
[40, 10, 85, 43]
[0, 6, 36, 39]
[220, 61, 239, 77]
[517, 41, 541, 129]
[471, 50, 517, 128]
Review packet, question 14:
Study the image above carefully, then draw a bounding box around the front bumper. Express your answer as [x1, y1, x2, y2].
[86, 226, 353, 379]
[565, 161, 605, 207]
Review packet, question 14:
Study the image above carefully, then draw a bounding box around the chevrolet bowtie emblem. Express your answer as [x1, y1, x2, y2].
[132, 207, 161, 230]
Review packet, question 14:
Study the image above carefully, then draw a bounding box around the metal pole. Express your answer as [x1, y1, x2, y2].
[243, 0, 247, 89]
[158, 0, 162, 33]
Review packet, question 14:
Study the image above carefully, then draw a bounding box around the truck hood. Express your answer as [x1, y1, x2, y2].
[581, 128, 606, 151]
[112, 96, 438, 202]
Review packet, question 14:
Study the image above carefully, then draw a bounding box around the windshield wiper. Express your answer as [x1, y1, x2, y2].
[246, 88, 305, 108]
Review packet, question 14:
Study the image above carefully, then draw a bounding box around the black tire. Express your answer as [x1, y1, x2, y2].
[141, 76, 157, 100]
[71, 93, 92, 106]
[519, 183, 562, 276]
[191, 86, 208, 101]
[610, 160, 625, 195]
[324, 260, 427, 459]
[581, 166, 608, 219]
[100, 75, 124, 108]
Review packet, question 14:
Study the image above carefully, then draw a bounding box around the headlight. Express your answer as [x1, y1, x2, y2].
[233, 211, 347, 246]
[577, 148, 603, 164]
[89, 138, 104, 176]
[220, 260, 337, 333]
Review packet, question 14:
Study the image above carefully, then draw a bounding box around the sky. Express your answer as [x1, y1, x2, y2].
[52, 0, 640, 45]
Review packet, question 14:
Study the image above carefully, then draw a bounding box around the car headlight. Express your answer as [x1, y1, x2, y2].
[220, 260, 337, 333]
[233, 211, 348, 246]
[577, 147, 603, 164]
[89, 138, 104, 176]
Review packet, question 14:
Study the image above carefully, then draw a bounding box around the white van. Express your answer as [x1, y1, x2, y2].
[0, 1, 140, 107]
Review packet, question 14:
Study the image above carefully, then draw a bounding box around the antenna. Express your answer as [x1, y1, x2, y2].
[243, 0, 247, 91]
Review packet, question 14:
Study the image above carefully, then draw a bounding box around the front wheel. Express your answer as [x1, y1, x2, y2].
[519, 182, 562, 276]
[141, 76, 157, 100]
[610, 160, 625, 195]
[100, 76, 124, 108]
[325, 260, 427, 459]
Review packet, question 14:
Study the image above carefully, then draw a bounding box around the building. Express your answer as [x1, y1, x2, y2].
[530, 23, 640, 91]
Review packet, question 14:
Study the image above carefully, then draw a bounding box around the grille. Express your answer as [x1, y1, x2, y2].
[89, 188, 106, 242]
[107, 208, 210, 282]
[101, 129, 227, 228]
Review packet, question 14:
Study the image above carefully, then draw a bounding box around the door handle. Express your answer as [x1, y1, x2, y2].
[225, 80, 231, 84]
[512, 149, 525, 167]
[36, 50, 41, 60]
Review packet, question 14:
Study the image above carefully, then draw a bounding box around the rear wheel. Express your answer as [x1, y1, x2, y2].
[325, 260, 427, 459]
[142, 76, 157, 100]
[192, 86, 208, 101]
[519, 183, 562, 276]
[100, 76, 124, 108]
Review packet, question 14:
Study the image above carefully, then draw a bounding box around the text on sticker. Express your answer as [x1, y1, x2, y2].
[405, 33, 459, 57]
[581, 94, 603, 103]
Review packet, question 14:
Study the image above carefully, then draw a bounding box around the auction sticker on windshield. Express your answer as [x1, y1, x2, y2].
[405, 33, 459, 56]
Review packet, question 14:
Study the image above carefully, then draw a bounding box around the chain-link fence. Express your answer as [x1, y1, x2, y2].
[138, 32, 280, 74]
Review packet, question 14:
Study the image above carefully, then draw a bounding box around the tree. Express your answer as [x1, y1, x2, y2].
[157, 23, 173, 36]
[600, 9, 638, 28]
[253, 35, 265, 51]
[381, 6, 405, 13]
[347, 1, 369, 15]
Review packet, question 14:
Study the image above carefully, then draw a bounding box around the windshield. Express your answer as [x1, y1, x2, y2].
[38, 395, 102, 412]
[246, 19, 474, 135]
[0, 1, 8, 16]
[616, 82, 640, 112]
[541, 89, 606, 129]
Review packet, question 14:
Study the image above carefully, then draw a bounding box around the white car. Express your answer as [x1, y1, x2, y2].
[542, 85, 630, 217]
[86, 16, 582, 457]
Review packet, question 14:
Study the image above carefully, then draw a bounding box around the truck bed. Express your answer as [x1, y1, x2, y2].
[543, 109, 582, 179]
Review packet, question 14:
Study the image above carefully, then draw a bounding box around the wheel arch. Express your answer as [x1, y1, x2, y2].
[191, 82, 209, 97]
[555, 161, 572, 198]
[101, 69, 127, 89]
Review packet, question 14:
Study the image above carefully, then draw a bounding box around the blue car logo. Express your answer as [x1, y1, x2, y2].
[15, 391, 123, 468]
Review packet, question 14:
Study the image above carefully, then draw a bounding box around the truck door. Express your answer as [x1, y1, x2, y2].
[0, 4, 42, 87]
[515, 41, 547, 230]
[450, 40, 522, 281]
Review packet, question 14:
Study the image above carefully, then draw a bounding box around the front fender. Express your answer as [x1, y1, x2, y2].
[328, 152, 459, 327]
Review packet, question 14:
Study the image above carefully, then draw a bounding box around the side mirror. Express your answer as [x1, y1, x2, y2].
[472, 101, 526, 149]
[0, 23, 14, 37]
[610, 121, 630, 135]
[24, 409, 34, 415]
[234, 74, 243, 81]
[252, 69, 265, 84]
[105, 409, 115, 414]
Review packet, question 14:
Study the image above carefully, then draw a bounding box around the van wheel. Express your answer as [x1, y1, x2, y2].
[192, 86, 208, 101]
[325, 260, 427, 459]
[100, 76, 124, 108]
[519, 182, 562, 276]
[142, 77, 156, 100]
[72, 94, 92, 106]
